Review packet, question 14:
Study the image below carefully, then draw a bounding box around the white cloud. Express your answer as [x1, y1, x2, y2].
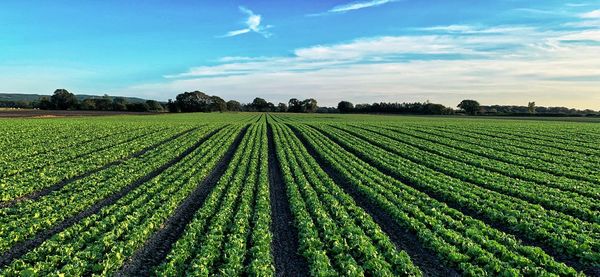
[309, 0, 400, 16]
[124, 25, 600, 109]
[580, 9, 600, 18]
[221, 6, 272, 38]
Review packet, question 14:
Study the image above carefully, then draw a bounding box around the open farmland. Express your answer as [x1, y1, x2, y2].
[0, 113, 598, 276]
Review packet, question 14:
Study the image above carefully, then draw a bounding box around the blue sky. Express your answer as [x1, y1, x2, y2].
[1, 0, 599, 108]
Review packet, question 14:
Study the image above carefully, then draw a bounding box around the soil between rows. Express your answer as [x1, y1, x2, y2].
[287, 124, 459, 277]
[314, 124, 598, 276]
[266, 122, 309, 277]
[116, 125, 248, 276]
[0, 126, 223, 268]
[0, 127, 200, 209]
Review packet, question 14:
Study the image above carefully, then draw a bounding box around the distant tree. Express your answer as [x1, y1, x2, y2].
[316, 106, 339, 113]
[94, 97, 113, 111]
[337, 101, 354, 113]
[79, 99, 97, 110]
[457, 100, 481, 115]
[226, 100, 242, 111]
[167, 99, 179, 113]
[145, 100, 164, 112]
[210, 96, 227, 112]
[528, 102, 536, 114]
[288, 98, 302, 112]
[126, 102, 150, 112]
[50, 89, 78, 110]
[302, 98, 318, 113]
[251, 97, 271, 112]
[38, 97, 53, 110]
[277, 102, 287, 112]
[112, 97, 128, 111]
[175, 91, 213, 112]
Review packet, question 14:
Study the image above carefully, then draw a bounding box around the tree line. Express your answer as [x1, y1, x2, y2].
[2, 89, 597, 116]
[337, 101, 455, 115]
[0, 89, 165, 112]
[166, 91, 319, 113]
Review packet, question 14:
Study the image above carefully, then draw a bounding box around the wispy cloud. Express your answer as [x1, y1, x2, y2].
[309, 0, 399, 16]
[221, 6, 272, 38]
[580, 9, 600, 18]
[139, 24, 600, 108]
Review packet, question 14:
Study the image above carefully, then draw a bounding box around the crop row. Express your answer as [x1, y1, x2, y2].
[311, 123, 599, 267]
[374, 124, 600, 199]
[1, 125, 243, 276]
[0, 125, 217, 253]
[1, 125, 151, 178]
[435, 122, 600, 155]
[270, 121, 421, 276]
[401, 124, 600, 181]
[343, 124, 599, 222]
[286, 121, 581, 276]
[422, 124, 600, 167]
[0, 124, 146, 164]
[155, 123, 273, 276]
[385, 124, 600, 185]
[0, 125, 193, 202]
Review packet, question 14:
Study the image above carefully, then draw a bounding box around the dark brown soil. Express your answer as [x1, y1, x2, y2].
[266, 121, 309, 277]
[0, 127, 223, 268]
[0, 109, 156, 118]
[0, 127, 199, 209]
[116, 125, 248, 276]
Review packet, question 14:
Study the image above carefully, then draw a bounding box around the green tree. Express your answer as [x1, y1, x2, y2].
[112, 97, 128, 111]
[302, 98, 318, 113]
[337, 101, 354, 113]
[251, 97, 270, 112]
[277, 102, 287, 112]
[94, 97, 113, 111]
[175, 91, 213, 112]
[226, 100, 242, 111]
[50, 89, 78, 110]
[457, 99, 481, 115]
[145, 100, 164, 112]
[288, 98, 302, 112]
[80, 99, 97, 110]
[210, 96, 227, 112]
[38, 97, 53, 110]
[528, 102, 536, 114]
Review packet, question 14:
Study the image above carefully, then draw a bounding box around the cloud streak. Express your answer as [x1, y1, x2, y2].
[221, 6, 272, 38]
[143, 23, 600, 109]
[309, 0, 399, 16]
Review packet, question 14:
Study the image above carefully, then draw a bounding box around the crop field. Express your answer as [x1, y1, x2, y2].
[0, 113, 598, 276]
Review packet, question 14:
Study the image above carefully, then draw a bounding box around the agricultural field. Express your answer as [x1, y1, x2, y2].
[0, 113, 598, 276]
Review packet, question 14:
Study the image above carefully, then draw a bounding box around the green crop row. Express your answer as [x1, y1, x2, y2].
[310, 123, 599, 267]
[422, 124, 600, 167]
[271, 120, 421, 276]
[1, 125, 242, 276]
[342, 124, 599, 222]
[0, 126, 192, 202]
[397, 125, 600, 183]
[371, 124, 600, 199]
[287, 121, 581, 276]
[155, 122, 274, 276]
[0, 125, 217, 253]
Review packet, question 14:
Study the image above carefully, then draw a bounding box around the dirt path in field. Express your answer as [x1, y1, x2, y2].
[267, 122, 309, 276]
[288, 124, 459, 277]
[308, 125, 598, 276]
[0, 127, 200, 209]
[116, 125, 249, 276]
[0, 127, 224, 268]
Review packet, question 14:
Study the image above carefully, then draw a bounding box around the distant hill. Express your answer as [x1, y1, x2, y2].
[0, 93, 149, 103]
